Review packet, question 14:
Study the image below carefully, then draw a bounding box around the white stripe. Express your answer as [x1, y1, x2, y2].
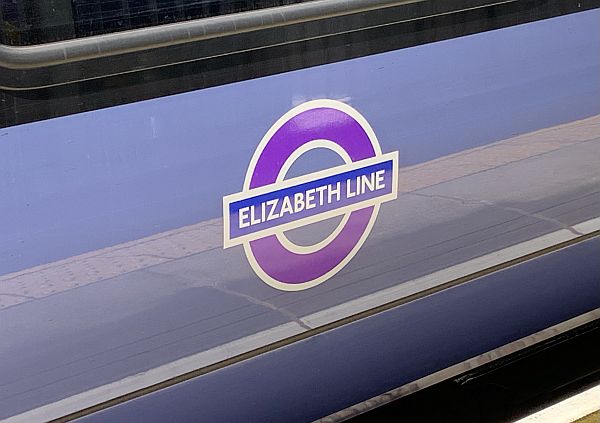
[513, 384, 600, 423]
[573, 217, 600, 235]
[3, 217, 599, 423]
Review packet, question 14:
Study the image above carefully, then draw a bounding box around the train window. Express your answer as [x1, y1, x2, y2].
[0, 0, 307, 45]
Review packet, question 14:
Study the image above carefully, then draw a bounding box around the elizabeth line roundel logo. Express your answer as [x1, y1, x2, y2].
[223, 99, 398, 291]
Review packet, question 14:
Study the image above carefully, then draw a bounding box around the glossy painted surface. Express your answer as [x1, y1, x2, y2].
[1, 10, 598, 275]
[0, 9, 599, 420]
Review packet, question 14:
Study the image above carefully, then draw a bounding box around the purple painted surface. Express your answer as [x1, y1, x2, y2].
[248, 108, 375, 187]
[247, 107, 378, 284]
[251, 207, 375, 283]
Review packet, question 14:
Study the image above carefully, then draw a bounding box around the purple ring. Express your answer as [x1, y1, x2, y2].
[247, 107, 377, 285]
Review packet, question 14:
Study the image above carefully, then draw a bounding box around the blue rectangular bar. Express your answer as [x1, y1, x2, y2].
[228, 159, 394, 240]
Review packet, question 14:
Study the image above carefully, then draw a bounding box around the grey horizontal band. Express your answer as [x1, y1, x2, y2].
[0, 0, 510, 70]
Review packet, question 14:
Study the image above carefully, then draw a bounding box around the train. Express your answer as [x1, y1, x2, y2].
[1, 0, 599, 421]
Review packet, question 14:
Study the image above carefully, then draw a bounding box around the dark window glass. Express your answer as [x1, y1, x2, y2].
[0, 0, 306, 45]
